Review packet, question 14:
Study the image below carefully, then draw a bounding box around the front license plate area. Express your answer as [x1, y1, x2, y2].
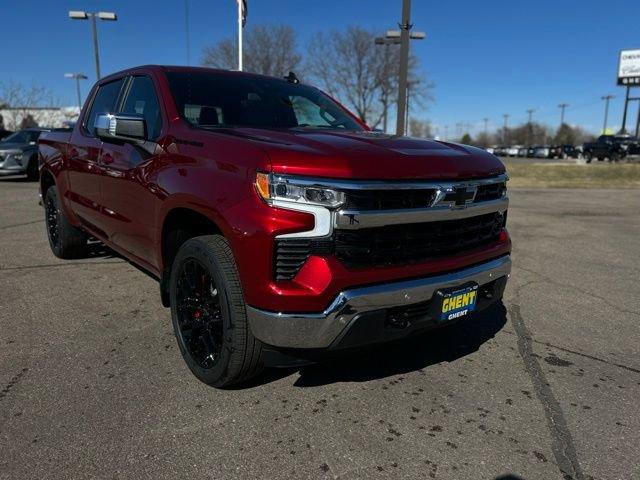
[433, 283, 479, 322]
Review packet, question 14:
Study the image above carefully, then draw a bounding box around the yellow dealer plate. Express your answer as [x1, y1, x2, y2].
[439, 284, 478, 321]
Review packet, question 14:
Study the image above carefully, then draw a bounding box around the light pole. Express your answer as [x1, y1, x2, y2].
[601, 95, 614, 134]
[558, 103, 568, 126]
[68, 10, 117, 80]
[526, 109, 535, 146]
[64, 73, 88, 111]
[374, 36, 400, 133]
[502, 114, 509, 144]
[375, 29, 424, 135]
[185, 0, 191, 65]
[393, 0, 426, 136]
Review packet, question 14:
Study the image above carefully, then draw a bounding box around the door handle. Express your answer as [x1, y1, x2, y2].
[101, 153, 114, 165]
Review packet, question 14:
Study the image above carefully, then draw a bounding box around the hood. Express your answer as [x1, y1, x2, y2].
[215, 128, 505, 180]
[0, 143, 30, 152]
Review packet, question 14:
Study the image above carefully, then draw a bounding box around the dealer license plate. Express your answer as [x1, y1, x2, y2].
[437, 284, 479, 322]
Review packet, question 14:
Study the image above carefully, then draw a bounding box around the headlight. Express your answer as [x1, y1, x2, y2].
[12, 153, 23, 165]
[255, 173, 345, 208]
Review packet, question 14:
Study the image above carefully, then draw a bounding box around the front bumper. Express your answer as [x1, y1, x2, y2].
[247, 255, 511, 349]
[0, 156, 27, 175]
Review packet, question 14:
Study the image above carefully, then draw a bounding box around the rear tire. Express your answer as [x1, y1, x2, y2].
[169, 235, 263, 388]
[44, 186, 88, 259]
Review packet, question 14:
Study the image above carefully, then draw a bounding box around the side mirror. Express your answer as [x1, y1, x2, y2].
[94, 114, 147, 142]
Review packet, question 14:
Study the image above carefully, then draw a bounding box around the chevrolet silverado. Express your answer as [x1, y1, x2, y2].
[39, 66, 511, 387]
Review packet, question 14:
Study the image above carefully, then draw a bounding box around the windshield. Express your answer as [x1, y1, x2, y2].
[166, 71, 363, 131]
[0, 130, 41, 144]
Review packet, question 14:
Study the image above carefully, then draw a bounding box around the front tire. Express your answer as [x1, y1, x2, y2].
[44, 186, 88, 258]
[169, 235, 263, 387]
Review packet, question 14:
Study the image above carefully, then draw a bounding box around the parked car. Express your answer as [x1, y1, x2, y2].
[493, 146, 507, 157]
[582, 135, 639, 163]
[555, 145, 579, 159]
[39, 66, 511, 387]
[547, 145, 561, 159]
[506, 145, 522, 157]
[533, 146, 551, 158]
[527, 146, 538, 157]
[0, 128, 49, 180]
[517, 147, 528, 157]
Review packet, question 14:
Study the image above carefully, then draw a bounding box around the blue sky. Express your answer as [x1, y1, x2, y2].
[1, 0, 639, 135]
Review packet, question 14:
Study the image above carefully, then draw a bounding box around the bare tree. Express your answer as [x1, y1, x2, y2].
[0, 81, 58, 130]
[306, 27, 431, 130]
[202, 24, 302, 77]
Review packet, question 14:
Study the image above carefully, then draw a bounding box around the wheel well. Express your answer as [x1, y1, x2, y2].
[160, 208, 222, 307]
[40, 170, 55, 195]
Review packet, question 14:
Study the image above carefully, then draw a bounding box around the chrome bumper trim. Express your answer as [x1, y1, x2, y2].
[335, 197, 508, 229]
[247, 255, 511, 349]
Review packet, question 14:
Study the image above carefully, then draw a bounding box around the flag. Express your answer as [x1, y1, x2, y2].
[238, 0, 247, 28]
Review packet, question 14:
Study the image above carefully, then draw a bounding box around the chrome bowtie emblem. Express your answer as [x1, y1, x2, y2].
[432, 185, 477, 208]
[451, 186, 477, 206]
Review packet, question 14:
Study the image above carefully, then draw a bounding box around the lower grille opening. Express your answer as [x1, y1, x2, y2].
[274, 211, 506, 280]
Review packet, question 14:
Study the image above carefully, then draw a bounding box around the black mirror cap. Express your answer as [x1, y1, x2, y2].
[114, 115, 147, 140]
[94, 114, 147, 142]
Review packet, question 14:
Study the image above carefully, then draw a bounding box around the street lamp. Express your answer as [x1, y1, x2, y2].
[64, 73, 88, 111]
[68, 10, 118, 80]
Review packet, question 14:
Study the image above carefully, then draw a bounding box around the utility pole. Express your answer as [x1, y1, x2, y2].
[502, 114, 509, 144]
[601, 95, 614, 134]
[396, 0, 412, 136]
[483, 118, 489, 136]
[558, 103, 568, 126]
[526, 109, 535, 146]
[185, 0, 191, 65]
[526, 108, 535, 124]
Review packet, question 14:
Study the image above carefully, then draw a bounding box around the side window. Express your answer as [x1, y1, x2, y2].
[85, 79, 124, 136]
[120, 76, 162, 139]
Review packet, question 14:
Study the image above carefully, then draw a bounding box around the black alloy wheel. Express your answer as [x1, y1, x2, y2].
[169, 235, 263, 387]
[175, 258, 224, 369]
[44, 191, 60, 250]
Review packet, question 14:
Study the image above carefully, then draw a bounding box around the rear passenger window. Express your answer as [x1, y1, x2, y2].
[85, 79, 124, 136]
[120, 76, 162, 139]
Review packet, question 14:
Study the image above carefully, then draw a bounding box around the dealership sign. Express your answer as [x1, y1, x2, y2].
[618, 49, 640, 85]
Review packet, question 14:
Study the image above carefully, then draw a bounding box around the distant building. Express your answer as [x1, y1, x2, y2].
[0, 106, 80, 130]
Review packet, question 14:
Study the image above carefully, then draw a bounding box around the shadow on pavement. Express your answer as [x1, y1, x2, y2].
[0, 175, 35, 183]
[248, 302, 508, 388]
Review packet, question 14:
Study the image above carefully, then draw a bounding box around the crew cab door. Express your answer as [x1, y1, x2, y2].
[98, 75, 164, 269]
[67, 78, 125, 237]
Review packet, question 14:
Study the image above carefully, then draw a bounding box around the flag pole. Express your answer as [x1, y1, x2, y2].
[237, 0, 243, 71]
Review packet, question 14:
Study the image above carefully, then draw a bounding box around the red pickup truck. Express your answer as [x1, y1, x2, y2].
[39, 65, 511, 387]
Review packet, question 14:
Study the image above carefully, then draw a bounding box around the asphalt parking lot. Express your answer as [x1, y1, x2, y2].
[1, 178, 638, 480]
